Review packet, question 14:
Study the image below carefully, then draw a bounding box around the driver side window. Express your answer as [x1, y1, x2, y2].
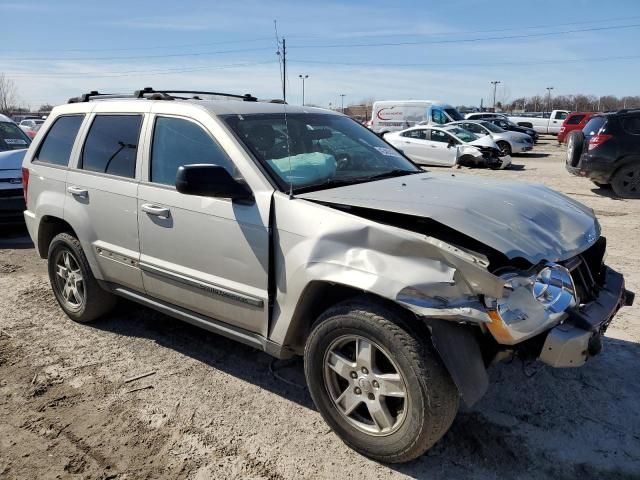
[429, 130, 450, 143]
[431, 109, 447, 125]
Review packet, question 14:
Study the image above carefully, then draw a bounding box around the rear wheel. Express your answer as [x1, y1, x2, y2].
[47, 233, 116, 323]
[304, 300, 459, 463]
[611, 164, 640, 198]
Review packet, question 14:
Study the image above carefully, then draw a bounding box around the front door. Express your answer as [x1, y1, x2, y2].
[424, 129, 458, 166]
[137, 115, 269, 335]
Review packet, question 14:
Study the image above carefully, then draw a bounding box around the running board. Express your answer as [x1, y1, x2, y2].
[111, 286, 292, 359]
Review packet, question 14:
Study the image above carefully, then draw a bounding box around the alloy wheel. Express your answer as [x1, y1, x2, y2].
[53, 249, 85, 310]
[323, 335, 408, 436]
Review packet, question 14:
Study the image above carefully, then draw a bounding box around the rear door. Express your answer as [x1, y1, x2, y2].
[65, 103, 149, 292]
[396, 129, 428, 162]
[137, 108, 271, 336]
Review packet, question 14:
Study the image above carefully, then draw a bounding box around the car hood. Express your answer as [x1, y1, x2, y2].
[468, 135, 497, 149]
[298, 172, 598, 264]
[0, 149, 27, 171]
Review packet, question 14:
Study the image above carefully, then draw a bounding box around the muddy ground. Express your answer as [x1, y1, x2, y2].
[1, 137, 639, 479]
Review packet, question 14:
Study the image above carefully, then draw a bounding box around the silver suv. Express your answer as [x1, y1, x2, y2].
[22, 88, 633, 463]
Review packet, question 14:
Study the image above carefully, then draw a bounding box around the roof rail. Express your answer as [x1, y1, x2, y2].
[134, 87, 257, 102]
[67, 91, 134, 103]
[616, 108, 640, 114]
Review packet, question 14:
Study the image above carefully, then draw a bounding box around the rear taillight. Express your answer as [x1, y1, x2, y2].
[588, 134, 613, 151]
[559, 126, 565, 132]
[21, 167, 29, 203]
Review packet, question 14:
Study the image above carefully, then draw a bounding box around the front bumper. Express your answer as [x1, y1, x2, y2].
[538, 267, 633, 367]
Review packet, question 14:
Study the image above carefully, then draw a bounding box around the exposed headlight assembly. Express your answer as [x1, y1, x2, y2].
[486, 263, 577, 344]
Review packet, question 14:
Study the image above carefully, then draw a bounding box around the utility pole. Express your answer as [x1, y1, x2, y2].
[546, 86, 554, 115]
[299, 74, 308, 106]
[490, 80, 501, 111]
[282, 38, 287, 102]
[340, 94, 346, 113]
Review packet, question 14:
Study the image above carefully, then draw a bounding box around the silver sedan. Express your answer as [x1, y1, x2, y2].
[448, 120, 534, 157]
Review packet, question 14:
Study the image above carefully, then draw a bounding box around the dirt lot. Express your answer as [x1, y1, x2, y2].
[1, 137, 639, 479]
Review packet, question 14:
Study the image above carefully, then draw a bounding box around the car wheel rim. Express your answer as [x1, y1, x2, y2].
[53, 249, 85, 310]
[323, 335, 408, 436]
[499, 143, 509, 156]
[620, 167, 640, 194]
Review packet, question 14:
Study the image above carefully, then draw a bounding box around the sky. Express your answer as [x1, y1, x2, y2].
[2, 0, 640, 110]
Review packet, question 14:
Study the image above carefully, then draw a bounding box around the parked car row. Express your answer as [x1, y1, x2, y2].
[0, 113, 31, 223]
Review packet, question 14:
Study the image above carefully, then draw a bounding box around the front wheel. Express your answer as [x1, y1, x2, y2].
[304, 300, 459, 463]
[497, 141, 511, 157]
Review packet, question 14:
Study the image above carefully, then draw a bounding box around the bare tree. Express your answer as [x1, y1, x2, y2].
[38, 103, 54, 112]
[0, 74, 18, 115]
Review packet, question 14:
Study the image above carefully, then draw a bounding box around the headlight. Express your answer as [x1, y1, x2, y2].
[486, 263, 577, 344]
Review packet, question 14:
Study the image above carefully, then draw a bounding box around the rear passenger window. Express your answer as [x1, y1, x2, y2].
[566, 115, 584, 125]
[81, 115, 142, 178]
[35, 115, 84, 166]
[150, 116, 234, 186]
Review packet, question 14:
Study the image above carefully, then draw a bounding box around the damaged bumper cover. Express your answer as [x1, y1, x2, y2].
[538, 267, 634, 367]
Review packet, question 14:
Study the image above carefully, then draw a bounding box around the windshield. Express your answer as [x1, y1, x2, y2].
[479, 121, 504, 133]
[445, 127, 479, 143]
[224, 113, 420, 192]
[0, 122, 31, 151]
[444, 108, 464, 121]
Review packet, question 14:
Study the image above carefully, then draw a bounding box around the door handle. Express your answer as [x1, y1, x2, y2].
[67, 186, 88, 197]
[141, 204, 171, 218]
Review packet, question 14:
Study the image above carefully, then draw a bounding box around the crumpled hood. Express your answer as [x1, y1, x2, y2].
[0, 149, 27, 171]
[298, 172, 599, 264]
[469, 135, 498, 149]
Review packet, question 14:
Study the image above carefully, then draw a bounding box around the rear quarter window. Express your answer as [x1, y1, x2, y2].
[582, 117, 606, 137]
[34, 115, 84, 165]
[565, 115, 584, 125]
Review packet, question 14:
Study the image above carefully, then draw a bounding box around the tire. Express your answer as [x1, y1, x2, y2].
[47, 232, 116, 323]
[304, 300, 459, 463]
[611, 163, 640, 199]
[496, 141, 511, 157]
[566, 130, 584, 167]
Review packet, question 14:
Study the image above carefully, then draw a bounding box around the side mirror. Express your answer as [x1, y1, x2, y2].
[447, 139, 457, 148]
[176, 164, 253, 201]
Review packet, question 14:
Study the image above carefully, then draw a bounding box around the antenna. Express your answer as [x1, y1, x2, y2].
[274, 20, 287, 102]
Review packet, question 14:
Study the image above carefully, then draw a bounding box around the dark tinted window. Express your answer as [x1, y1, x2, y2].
[566, 114, 584, 125]
[0, 121, 31, 152]
[401, 129, 427, 140]
[429, 130, 451, 143]
[35, 115, 83, 165]
[151, 116, 234, 186]
[81, 115, 142, 178]
[583, 117, 606, 137]
[621, 115, 640, 135]
[460, 122, 483, 134]
[431, 109, 447, 125]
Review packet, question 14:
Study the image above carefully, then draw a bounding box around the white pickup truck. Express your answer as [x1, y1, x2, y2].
[508, 110, 570, 135]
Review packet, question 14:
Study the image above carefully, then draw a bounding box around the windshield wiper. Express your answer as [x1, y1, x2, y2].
[292, 178, 359, 194]
[365, 169, 422, 181]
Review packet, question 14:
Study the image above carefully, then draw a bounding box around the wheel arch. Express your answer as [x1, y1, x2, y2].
[283, 280, 489, 406]
[37, 215, 79, 259]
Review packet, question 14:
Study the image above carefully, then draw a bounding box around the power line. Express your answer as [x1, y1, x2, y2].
[288, 54, 640, 68]
[289, 23, 640, 49]
[5, 61, 278, 78]
[0, 46, 274, 62]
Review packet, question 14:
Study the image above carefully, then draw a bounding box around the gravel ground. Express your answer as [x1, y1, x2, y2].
[1, 136, 639, 479]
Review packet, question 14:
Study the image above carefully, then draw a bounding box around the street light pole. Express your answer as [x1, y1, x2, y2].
[490, 80, 501, 111]
[340, 94, 346, 113]
[298, 74, 309, 106]
[546, 87, 554, 115]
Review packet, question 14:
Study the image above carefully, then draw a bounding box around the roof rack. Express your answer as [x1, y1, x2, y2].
[68, 91, 135, 103]
[134, 87, 257, 102]
[616, 108, 640, 114]
[68, 87, 258, 104]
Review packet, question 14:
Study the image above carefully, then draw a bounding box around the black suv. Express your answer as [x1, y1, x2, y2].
[566, 109, 640, 198]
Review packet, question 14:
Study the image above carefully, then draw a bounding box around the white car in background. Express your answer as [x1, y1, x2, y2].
[385, 125, 511, 169]
[448, 120, 534, 156]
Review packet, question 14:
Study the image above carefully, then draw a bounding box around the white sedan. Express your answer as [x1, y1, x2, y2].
[384, 125, 511, 169]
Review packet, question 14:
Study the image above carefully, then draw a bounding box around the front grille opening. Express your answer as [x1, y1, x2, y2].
[562, 237, 606, 304]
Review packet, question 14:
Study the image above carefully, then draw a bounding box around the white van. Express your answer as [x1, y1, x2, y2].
[371, 100, 464, 134]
